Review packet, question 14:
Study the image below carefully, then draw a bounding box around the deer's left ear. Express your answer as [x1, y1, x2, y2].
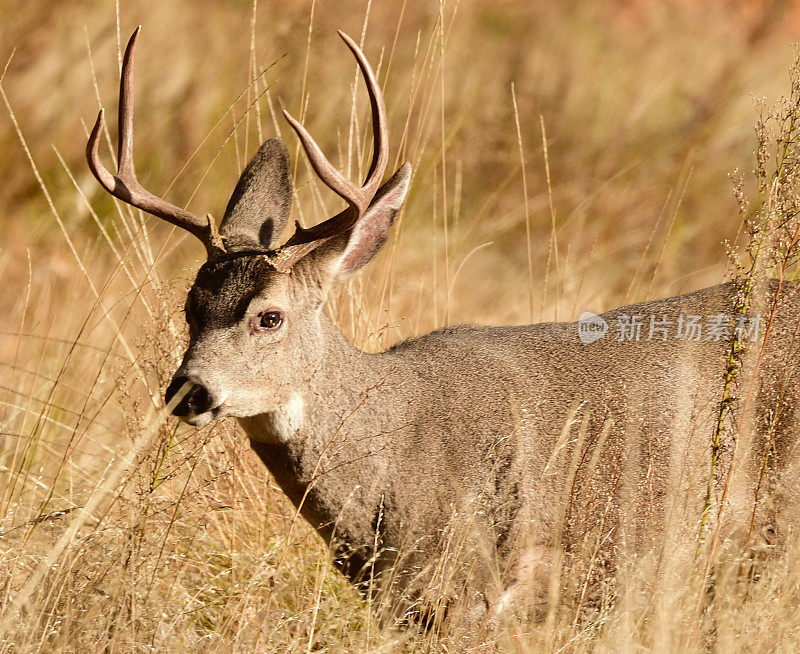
[335, 163, 411, 277]
[306, 163, 411, 285]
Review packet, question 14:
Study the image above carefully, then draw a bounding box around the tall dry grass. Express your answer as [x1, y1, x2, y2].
[3, 0, 800, 651]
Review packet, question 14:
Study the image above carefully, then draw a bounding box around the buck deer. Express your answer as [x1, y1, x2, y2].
[88, 28, 800, 627]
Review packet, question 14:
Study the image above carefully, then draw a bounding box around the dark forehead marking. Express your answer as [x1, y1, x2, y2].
[187, 255, 275, 328]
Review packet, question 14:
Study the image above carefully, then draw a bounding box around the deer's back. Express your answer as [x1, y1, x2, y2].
[377, 280, 800, 581]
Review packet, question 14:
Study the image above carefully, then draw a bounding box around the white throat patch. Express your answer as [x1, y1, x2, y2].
[238, 394, 305, 445]
[265, 392, 305, 443]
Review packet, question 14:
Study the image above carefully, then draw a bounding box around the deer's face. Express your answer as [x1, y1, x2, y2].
[165, 256, 322, 425]
[162, 142, 410, 425]
[87, 29, 409, 426]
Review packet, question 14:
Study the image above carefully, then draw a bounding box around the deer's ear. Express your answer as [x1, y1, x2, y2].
[319, 163, 411, 281]
[338, 163, 411, 276]
[220, 138, 292, 249]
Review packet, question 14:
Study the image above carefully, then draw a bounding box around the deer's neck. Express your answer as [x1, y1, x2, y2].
[237, 312, 403, 546]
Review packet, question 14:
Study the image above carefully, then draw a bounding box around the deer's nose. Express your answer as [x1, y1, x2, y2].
[165, 376, 214, 417]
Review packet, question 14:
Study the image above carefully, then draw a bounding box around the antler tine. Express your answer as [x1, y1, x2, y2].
[282, 31, 389, 220]
[282, 110, 363, 209]
[117, 26, 137, 177]
[86, 28, 220, 254]
[337, 30, 388, 200]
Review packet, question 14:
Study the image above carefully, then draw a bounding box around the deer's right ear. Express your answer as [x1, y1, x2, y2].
[220, 137, 292, 250]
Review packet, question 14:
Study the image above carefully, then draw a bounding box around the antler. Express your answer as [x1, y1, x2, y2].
[87, 27, 222, 255]
[277, 30, 388, 262]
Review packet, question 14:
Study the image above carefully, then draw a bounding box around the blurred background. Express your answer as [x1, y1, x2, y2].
[3, 0, 800, 335]
[3, 1, 800, 649]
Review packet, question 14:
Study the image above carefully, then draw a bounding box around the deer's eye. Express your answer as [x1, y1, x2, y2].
[254, 310, 284, 332]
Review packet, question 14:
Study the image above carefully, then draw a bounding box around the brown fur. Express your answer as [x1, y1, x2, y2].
[174, 234, 800, 622]
[89, 28, 800, 631]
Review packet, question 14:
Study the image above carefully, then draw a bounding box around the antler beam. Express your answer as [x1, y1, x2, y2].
[86, 27, 220, 254]
[279, 31, 389, 253]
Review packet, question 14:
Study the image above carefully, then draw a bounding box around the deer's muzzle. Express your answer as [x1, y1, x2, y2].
[165, 375, 217, 419]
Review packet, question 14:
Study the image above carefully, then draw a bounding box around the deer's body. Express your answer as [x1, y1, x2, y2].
[89, 29, 800, 626]
[234, 277, 798, 618]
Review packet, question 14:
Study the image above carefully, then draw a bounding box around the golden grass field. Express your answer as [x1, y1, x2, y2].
[4, 0, 800, 650]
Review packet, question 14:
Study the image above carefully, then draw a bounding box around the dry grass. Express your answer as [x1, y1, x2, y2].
[3, 0, 800, 651]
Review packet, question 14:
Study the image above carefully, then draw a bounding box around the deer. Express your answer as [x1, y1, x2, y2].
[87, 28, 800, 628]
